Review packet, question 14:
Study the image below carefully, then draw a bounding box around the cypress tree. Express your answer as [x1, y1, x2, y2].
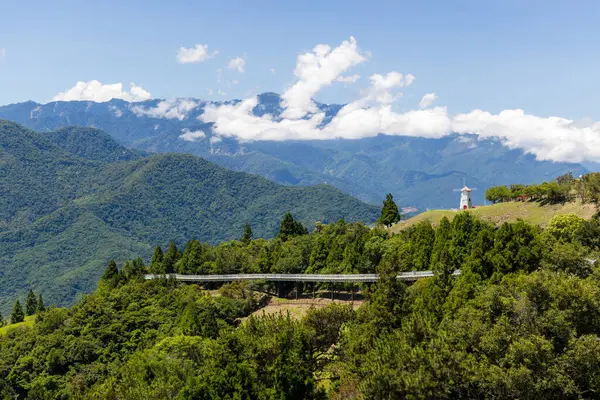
[377, 193, 401, 227]
[278, 213, 308, 241]
[102, 260, 119, 281]
[178, 240, 204, 274]
[36, 294, 45, 313]
[11, 300, 24, 324]
[150, 246, 164, 274]
[241, 223, 253, 245]
[163, 242, 181, 274]
[25, 289, 37, 316]
[430, 217, 454, 286]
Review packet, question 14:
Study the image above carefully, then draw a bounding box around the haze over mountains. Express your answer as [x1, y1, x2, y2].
[0, 120, 377, 311]
[0, 93, 587, 210]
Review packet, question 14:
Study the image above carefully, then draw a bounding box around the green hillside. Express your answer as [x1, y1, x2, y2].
[391, 200, 598, 233]
[3, 211, 600, 398]
[0, 120, 379, 312]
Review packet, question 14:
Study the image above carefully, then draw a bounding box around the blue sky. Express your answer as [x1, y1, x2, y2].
[1, 0, 599, 120]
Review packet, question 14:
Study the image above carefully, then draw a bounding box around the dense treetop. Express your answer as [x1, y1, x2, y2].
[2, 212, 600, 398]
[485, 171, 600, 204]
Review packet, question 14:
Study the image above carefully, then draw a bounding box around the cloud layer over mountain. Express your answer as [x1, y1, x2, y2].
[52, 81, 152, 103]
[49, 37, 600, 163]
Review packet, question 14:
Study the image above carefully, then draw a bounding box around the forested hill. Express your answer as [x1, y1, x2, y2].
[0, 120, 378, 312]
[3, 213, 600, 398]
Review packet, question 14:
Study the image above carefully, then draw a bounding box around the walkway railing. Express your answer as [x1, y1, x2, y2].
[144, 270, 461, 283]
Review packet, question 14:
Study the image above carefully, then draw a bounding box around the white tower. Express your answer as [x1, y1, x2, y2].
[459, 186, 472, 210]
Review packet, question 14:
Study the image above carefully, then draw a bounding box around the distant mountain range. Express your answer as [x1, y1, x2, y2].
[0, 93, 588, 210]
[0, 120, 377, 312]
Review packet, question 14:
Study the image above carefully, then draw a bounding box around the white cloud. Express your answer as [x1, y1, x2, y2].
[131, 98, 199, 120]
[281, 36, 366, 119]
[52, 80, 152, 102]
[199, 36, 600, 163]
[109, 104, 124, 117]
[218, 90, 227, 96]
[336, 74, 360, 83]
[270, 68, 276, 74]
[177, 44, 218, 64]
[0, 48, 5, 58]
[367, 72, 414, 104]
[179, 128, 206, 142]
[419, 93, 438, 109]
[228, 57, 246, 73]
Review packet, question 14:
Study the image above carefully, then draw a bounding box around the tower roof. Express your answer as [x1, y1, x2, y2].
[461, 186, 471, 192]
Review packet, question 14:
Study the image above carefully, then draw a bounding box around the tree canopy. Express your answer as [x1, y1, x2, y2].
[377, 193, 401, 227]
[2, 214, 600, 398]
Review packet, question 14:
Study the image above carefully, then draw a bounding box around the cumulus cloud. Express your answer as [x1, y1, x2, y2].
[131, 98, 199, 120]
[367, 72, 414, 104]
[52, 80, 152, 102]
[179, 128, 206, 142]
[198, 36, 600, 163]
[419, 93, 438, 109]
[281, 36, 366, 119]
[228, 57, 246, 73]
[177, 44, 218, 64]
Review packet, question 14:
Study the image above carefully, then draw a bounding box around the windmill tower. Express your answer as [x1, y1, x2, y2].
[453, 179, 477, 210]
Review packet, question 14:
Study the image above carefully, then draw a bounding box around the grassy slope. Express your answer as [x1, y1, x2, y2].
[391, 200, 598, 233]
[0, 315, 35, 336]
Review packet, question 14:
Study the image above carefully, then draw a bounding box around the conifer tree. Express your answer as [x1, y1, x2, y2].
[163, 242, 181, 274]
[377, 193, 401, 227]
[278, 213, 308, 241]
[241, 224, 253, 245]
[178, 240, 204, 274]
[36, 294, 45, 313]
[150, 246, 165, 274]
[11, 299, 24, 324]
[0, 311, 4, 326]
[25, 289, 37, 316]
[102, 260, 119, 281]
[430, 217, 454, 285]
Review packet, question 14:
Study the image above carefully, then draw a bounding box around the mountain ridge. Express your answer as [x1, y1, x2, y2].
[0, 120, 378, 312]
[0, 95, 588, 210]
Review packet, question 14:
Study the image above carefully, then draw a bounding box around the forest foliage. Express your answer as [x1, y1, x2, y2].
[485, 171, 600, 204]
[0, 120, 378, 313]
[3, 210, 600, 398]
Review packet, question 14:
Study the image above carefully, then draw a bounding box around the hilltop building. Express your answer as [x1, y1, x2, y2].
[459, 186, 473, 210]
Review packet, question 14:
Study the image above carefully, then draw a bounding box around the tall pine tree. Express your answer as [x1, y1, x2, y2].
[11, 299, 24, 324]
[430, 217, 454, 284]
[277, 213, 308, 241]
[163, 242, 181, 274]
[25, 289, 37, 316]
[377, 193, 401, 227]
[36, 294, 45, 313]
[102, 260, 119, 281]
[241, 224, 253, 245]
[150, 246, 165, 274]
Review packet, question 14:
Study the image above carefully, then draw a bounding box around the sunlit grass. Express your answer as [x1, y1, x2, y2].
[391, 200, 597, 233]
[0, 315, 35, 336]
